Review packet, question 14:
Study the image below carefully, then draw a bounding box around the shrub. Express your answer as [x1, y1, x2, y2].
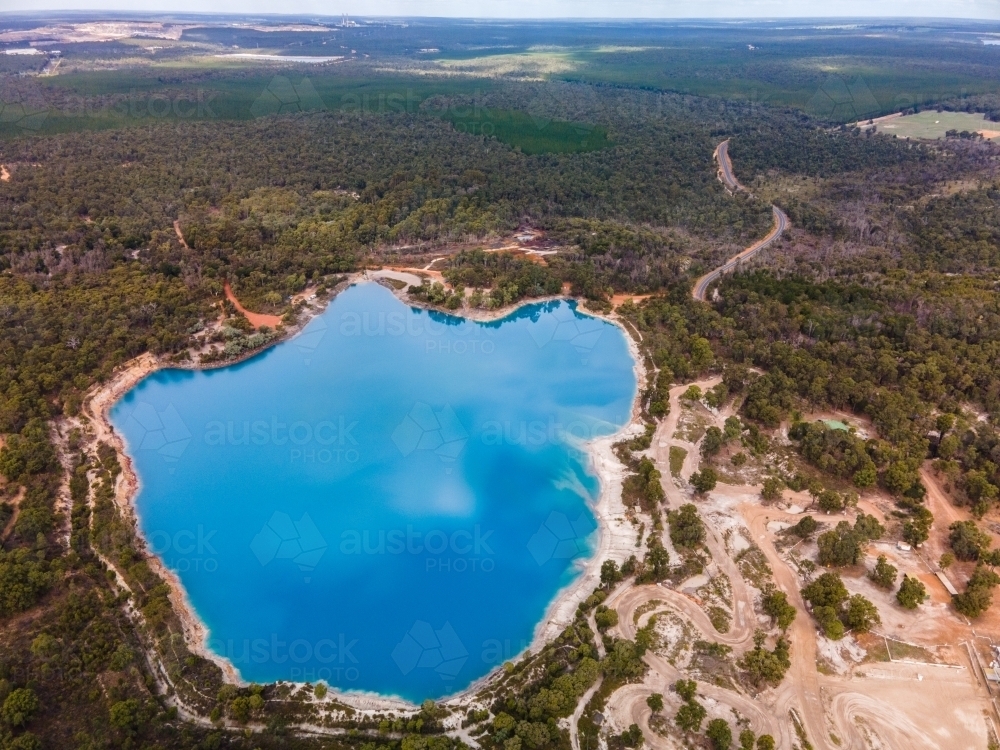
[682, 385, 702, 402]
[674, 700, 706, 733]
[601, 560, 622, 587]
[841, 594, 880, 633]
[896, 575, 926, 609]
[949, 521, 991, 561]
[738, 631, 791, 686]
[2, 688, 39, 727]
[813, 606, 845, 639]
[786, 515, 818, 538]
[690, 467, 718, 494]
[817, 522, 863, 566]
[802, 572, 849, 608]
[817, 490, 843, 513]
[954, 565, 1000, 618]
[702, 427, 725, 457]
[706, 718, 733, 750]
[594, 605, 619, 631]
[673, 679, 697, 702]
[761, 586, 796, 630]
[668, 504, 705, 549]
[760, 477, 784, 502]
[869, 555, 897, 589]
[854, 513, 884, 541]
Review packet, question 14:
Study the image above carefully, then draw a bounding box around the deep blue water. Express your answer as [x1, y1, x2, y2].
[111, 283, 635, 701]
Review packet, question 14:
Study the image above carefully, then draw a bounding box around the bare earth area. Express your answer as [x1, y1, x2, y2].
[594, 379, 999, 750]
[222, 281, 283, 329]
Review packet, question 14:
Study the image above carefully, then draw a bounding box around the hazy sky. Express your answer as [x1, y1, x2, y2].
[6, 0, 1000, 19]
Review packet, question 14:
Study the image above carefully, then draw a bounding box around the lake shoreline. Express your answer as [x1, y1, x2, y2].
[83, 275, 647, 712]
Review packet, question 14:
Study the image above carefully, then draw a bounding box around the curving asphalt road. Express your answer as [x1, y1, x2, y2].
[692, 205, 788, 302]
[714, 139, 744, 194]
[693, 142, 790, 302]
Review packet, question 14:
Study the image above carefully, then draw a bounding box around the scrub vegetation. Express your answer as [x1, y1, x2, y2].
[2, 13, 1000, 750]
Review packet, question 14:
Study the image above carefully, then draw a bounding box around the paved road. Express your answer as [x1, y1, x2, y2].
[693, 141, 790, 302]
[692, 204, 788, 301]
[714, 139, 744, 193]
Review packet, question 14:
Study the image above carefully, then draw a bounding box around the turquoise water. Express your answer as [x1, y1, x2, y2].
[111, 283, 635, 701]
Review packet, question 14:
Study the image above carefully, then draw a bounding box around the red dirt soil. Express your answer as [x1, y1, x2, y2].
[223, 282, 283, 329]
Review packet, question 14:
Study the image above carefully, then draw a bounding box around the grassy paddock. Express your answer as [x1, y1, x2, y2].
[875, 110, 1000, 140]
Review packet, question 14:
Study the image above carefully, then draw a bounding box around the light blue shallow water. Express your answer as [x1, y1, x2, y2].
[111, 282, 636, 702]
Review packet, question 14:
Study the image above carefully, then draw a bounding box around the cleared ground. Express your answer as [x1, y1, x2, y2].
[595, 374, 1000, 750]
[876, 111, 1000, 140]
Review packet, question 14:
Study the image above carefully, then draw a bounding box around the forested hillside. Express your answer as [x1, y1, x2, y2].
[1, 22, 1000, 749]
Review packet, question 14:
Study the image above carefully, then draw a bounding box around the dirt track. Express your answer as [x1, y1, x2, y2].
[592, 374, 998, 750]
[173, 219, 282, 329]
[598, 376, 826, 748]
[221, 281, 283, 329]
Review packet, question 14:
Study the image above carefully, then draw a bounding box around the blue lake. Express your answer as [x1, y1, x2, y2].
[111, 282, 636, 701]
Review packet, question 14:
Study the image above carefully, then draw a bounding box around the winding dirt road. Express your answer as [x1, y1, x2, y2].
[595, 374, 827, 749]
[739, 501, 828, 748]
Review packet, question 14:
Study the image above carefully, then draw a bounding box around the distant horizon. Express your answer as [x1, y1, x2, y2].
[1, 4, 998, 22]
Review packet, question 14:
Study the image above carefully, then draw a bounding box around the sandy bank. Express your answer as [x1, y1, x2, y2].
[82, 276, 648, 711]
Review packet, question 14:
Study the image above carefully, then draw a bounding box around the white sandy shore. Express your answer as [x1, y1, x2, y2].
[81, 274, 647, 712]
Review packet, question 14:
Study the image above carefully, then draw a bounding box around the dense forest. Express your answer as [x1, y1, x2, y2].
[2, 17, 1000, 748]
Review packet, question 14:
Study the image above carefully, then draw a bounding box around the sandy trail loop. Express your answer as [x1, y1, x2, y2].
[602, 647, 785, 747]
[599, 375, 812, 749]
[615, 585, 754, 650]
[828, 691, 942, 749]
[610, 584, 784, 741]
[0, 165, 9, 182]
